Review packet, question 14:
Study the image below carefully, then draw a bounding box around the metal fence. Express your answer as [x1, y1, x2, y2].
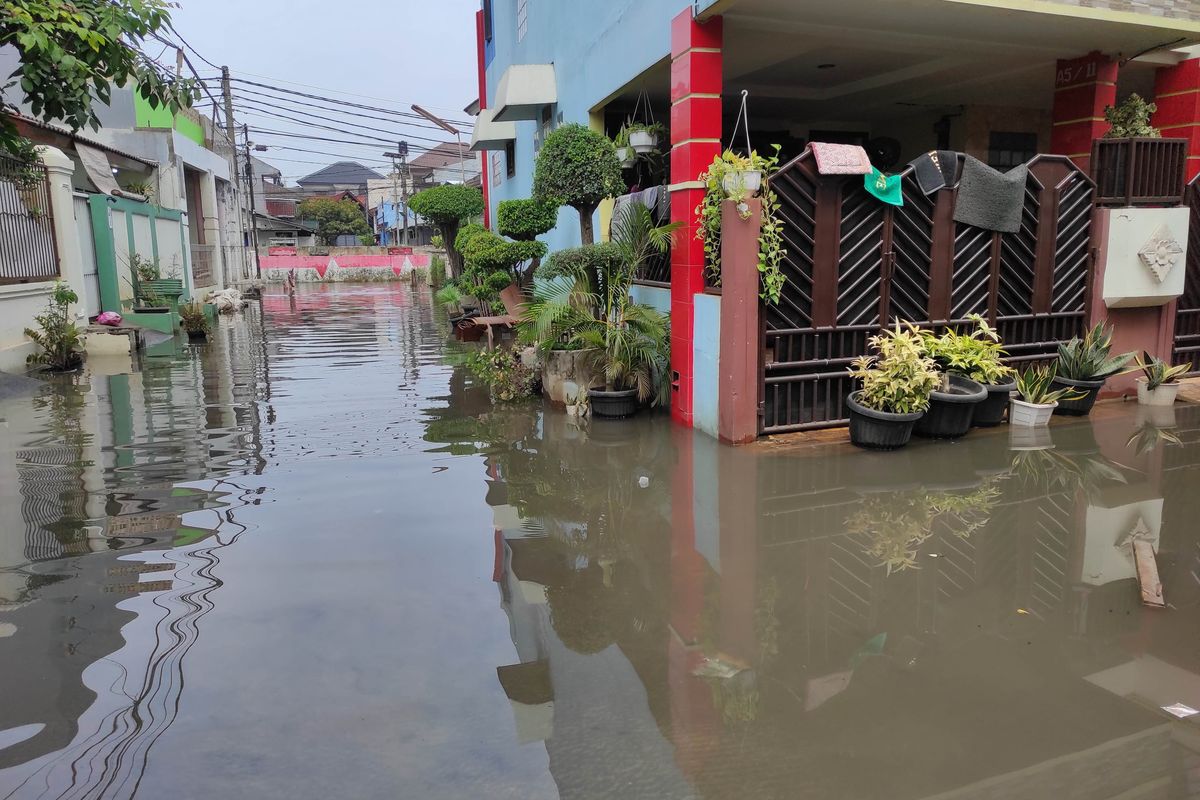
[1091, 137, 1188, 207]
[190, 243, 215, 286]
[0, 154, 58, 285]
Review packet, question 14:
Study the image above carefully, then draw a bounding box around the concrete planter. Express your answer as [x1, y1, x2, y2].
[541, 349, 598, 406]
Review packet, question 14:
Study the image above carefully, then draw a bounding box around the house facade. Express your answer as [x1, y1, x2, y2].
[470, 0, 1200, 435]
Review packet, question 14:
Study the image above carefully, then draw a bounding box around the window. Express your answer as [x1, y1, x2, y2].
[505, 140, 516, 179]
[988, 131, 1037, 170]
[516, 0, 528, 41]
[483, 0, 493, 42]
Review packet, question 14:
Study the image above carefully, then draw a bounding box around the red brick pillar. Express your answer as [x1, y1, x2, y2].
[1153, 58, 1200, 181]
[669, 8, 722, 425]
[1051, 51, 1118, 172]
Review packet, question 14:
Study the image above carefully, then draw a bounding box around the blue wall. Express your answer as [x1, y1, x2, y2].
[693, 294, 721, 438]
[482, 0, 722, 254]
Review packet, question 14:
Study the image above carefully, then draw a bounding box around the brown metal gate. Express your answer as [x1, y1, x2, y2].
[761, 151, 1094, 434]
[1172, 175, 1200, 374]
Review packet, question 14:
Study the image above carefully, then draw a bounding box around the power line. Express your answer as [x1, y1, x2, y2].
[203, 76, 474, 128]
[228, 84, 467, 135]
[246, 125, 454, 155]
[164, 20, 221, 70]
[233, 97, 460, 147]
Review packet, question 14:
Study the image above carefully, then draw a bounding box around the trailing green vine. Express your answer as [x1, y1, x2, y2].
[694, 147, 787, 304]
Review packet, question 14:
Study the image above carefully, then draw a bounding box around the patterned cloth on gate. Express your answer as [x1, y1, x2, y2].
[811, 142, 872, 175]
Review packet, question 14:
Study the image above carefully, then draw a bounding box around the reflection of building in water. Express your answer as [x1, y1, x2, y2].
[0, 324, 266, 777]
[487, 409, 1200, 800]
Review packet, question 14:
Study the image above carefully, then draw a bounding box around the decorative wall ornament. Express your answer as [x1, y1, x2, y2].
[1138, 224, 1184, 284]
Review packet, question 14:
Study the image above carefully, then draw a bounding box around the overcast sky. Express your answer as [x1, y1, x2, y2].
[169, 0, 479, 184]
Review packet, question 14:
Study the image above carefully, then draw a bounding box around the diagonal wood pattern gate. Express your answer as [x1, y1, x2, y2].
[761, 150, 1094, 434]
[1172, 175, 1200, 374]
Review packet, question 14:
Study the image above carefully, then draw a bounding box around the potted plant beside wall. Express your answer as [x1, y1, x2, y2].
[613, 125, 636, 169]
[1134, 352, 1190, 407]
[846, 323, 941, 450]
[1052, 323, 1135, 415]
[1010, 365, 1085, 428]
[179, 300, 210, 342]
[920, 315, 1015, 429]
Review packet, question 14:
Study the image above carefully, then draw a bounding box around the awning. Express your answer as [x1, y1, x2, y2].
[491, 64, 557, 122]
[469, 108, 518, 152]
[76, 143, 147, 202]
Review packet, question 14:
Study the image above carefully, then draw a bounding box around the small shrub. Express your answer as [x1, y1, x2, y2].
[1104, 93, 1160, 139]
[129, 253, 160, 282]
[1056, 322, 1135, 381]
[25, 282, 84, 371]
[497, 199, 558, 241]
[848, 323, 941, 414]
[179, 300, 210, 335]
[537, 242, 624, 280]
[920, 314, 1015, 386]
[1135, 351, 1190, 390]
[467, 347, 538, 402]
[429, 254, 447, 287]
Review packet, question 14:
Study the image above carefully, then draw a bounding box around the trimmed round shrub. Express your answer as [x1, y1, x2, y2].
[537, 242, 623, 280]
[409, 184, 485, 278]
[497, 198, 558, 241]
[533, 124, 624, 244]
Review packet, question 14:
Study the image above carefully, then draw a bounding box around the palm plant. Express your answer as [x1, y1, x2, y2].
[521, 203, 679, 404]
[1056, 322, 1135, 381]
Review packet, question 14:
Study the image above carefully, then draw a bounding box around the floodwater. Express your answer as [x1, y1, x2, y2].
[1, 283, 1200, 799]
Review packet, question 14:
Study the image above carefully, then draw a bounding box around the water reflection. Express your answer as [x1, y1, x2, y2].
[474, 397, 1200, 798]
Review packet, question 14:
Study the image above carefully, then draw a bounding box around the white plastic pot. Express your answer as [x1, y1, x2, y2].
[616, 147, 636, 168]
[722, 170, 762, 197]
[1009, 397, 1056, 427]
[629, 131, 657, 153]
[1136, 377, 1180, 407]
[1009, 424, 1054, 451]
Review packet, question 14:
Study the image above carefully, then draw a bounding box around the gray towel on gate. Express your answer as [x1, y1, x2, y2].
[909, 150, 958, 195]
[953, 156, 1028, 234]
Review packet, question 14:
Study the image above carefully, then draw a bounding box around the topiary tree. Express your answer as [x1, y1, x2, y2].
[296, 197, 371, 245]
[497, 198, 558, 241]
[408, 184, 485, 279]
[533, 123, 624, 245]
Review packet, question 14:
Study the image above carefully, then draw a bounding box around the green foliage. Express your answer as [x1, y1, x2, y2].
[429, 254, 446, 287]
[1104, 93, 1160, 139]
[0, 0, 198, 160]
[454, 222, 488, 254]
[848, 323, 941, 414]
[533, 123, 624, 244]
[24, 281, 82, 370]
[179, 300, 209, 335]
[408, 184, 485, 223]
[466, 347, 538, 402]
[1135, 351, 1190, 390]
[920, 314, 1015, 385]
[695, 147, 785, 303]
[430, 234, 444, 250]
[497, 198, 558, 241]
[434, 283, 462, 307]
[519, 210, 675, 404]
[537, 242, 624, 281]
[129, 253, 159, 283]
[296, 198, 371, 245]
[1056, 322, 1135, 381]
[458, 225, 546, 293]
[1015, 365, 1086, 405]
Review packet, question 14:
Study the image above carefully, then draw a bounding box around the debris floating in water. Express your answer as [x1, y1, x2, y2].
[638, 476, 650, 488]
[1162, 703, 1199, 719]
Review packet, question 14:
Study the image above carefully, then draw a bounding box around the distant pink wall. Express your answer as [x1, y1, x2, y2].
[258, 251, 431, 277]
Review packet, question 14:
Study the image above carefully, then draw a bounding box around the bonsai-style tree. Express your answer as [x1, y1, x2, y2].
[497, 198, 557, 241]
[1103, 93, 1161, 139]
[0, 1, 197, 162]
[408, 184, 484, 279]
[533, 123, 624, 245]
[296, 197, 371, 245]
[455, 224, 545, 309]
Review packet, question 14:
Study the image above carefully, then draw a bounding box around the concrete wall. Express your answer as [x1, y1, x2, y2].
[630, 283, 671, 314]
[692, 294, 721, 439]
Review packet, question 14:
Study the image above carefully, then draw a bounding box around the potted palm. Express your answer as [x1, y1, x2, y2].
[920, 315, 1016, 427]
[1134, 352, 1190, 407]
[1010, 364, 1086, 427]
[522, 203, 678, 418]
[846, 323, 941, 449]
[1053, 323, 1135, 415]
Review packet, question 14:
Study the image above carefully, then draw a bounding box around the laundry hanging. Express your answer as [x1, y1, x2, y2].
[812, 142, 872, 175]
[953, 156, 1027, 234]
[908, 150, 958, 195]
[864, 167, 903, 207]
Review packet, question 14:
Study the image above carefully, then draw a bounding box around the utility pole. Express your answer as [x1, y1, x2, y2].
[383, 140, 410, 246]
[221, 66, 249, 282]
[411, 104, 466, 184]
[242, 123, 262, 278]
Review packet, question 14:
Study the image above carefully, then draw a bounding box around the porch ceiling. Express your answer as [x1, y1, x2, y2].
[720, 0, 1200, 123]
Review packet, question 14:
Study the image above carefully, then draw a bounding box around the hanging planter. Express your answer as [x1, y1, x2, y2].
[721, 169, 762, 197]
[629, 129, 657, 153]
[616, 146, 636, 169]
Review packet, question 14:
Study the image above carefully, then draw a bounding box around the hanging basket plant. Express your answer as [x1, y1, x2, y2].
[612, 125, 637, 168]
[694, 92, 785, 303]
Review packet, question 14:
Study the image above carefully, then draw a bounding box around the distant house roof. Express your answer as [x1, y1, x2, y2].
[411, 142, 471, 174]
[296, 160, 385, 187]
[254, 212, 317, 233]
[251, 155, 282, 178]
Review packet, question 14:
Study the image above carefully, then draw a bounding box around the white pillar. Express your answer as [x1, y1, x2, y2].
[201, 171, 224, 288]
[38, 146, 86, 317]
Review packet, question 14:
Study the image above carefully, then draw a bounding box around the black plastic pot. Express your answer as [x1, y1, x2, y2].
[186, 330, 208, 342]
[972, 379, 1016, 427]
[914, 375, 987, 439]
[1051, 376, 1104, 416]
[589, 387, 640, 418]
[846, 391, 923, 450]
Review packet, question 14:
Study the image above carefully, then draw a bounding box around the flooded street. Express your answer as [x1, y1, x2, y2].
[2, 283, 1200, 799]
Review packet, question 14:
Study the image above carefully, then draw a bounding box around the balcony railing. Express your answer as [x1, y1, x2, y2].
[1091, 137, 1188, 207]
